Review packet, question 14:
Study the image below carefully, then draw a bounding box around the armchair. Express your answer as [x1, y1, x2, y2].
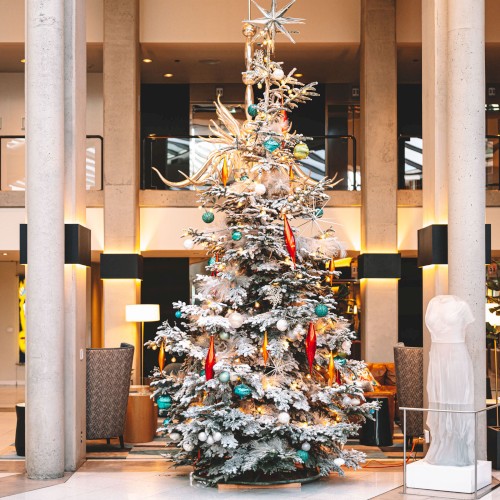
[86, 344, 134, 447]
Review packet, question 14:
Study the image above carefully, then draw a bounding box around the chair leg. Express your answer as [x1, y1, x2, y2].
[119, 435, 125, 449]
[106, 438, 111, 445]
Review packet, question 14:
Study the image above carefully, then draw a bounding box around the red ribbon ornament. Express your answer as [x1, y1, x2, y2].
[305, 322, 317, 374]
[283, 215, 296, 266]
[205, 335, 216, 380]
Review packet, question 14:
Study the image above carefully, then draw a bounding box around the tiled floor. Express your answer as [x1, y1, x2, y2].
[0, 381, 499, 500]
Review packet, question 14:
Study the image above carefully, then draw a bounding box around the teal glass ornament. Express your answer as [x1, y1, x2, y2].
[334, 356, 347, 366]
[315, 304, 328, 317]
[369, 408, 376, 415]
[200, 369, 206, 377]
[296, 450, 309, 462]
[248, 104, 258, 117]
[219, 331, 230, 341]
[162, 418, 171, 426]
[157, 395, 172, 410]
[240, 175, 249, 181]
[263, 138, 280, 153]
[175, 310, 182, 319]
[202, 211, 215, 224]
[232, 230, 243, 241]
[208, 257, 216, 266]
[218, 371, 230, 383]
[315, 208, 324, 218]
[234, 384, 252, 399]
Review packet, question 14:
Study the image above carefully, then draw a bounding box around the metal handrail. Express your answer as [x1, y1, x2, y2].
[0, 134, 104, 190]
[401, 403, 500, 499]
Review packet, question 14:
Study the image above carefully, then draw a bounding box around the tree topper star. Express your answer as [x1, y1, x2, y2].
[245, 0, 304, 44]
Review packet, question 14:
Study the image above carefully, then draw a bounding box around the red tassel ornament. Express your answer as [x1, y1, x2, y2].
[205, 335, 216, 380]
[283, 215, 296, 266]
[305, 322, 317, 374]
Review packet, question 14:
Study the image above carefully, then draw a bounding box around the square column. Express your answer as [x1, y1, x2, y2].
[103, 0, 141, 382]
[360, 0, 399, 362]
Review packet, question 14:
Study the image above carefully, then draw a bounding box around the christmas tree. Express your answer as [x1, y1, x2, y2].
[147, 0, 378, 486]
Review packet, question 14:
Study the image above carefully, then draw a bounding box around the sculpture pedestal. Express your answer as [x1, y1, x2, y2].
[406, 460, 492, 494]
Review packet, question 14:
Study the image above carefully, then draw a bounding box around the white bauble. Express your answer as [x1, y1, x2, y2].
[213, 432, 222, 442]
[334, 457, 345, 467]
[206, 436, 215, 445]
[169, 432, 181, 441]
[350, 397, 361, 406]
[230, 373, 240, 382]
[341, 340, 351, 352]
[276, 319, 288, 332]
[183, 442, 194, 452]
[198, 432, 208, 442]
[277, 412, 290, 424]
[292, 324, 306, 337]
[254, 183, 267, 196]
[272, 68, 285, 81]
[228, 312, 244, 329]
[183, 239, 194, 250]
[301, 442, 311, 452]
[342, 395, 361, 406]
[287, 330, 298, 341]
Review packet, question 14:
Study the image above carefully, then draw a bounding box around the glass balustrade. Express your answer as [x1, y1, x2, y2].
[0, 135, 103, 191]
[398, 135, 500, 190]
[141, 135, 360, 191]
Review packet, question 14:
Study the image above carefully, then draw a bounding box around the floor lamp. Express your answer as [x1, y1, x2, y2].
[126, 304, 160, 385]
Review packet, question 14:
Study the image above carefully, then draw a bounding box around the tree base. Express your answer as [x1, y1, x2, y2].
[193, 468, 322, 488]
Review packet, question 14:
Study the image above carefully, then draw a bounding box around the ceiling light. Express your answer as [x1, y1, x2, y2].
[163, 73, 174, 78]
[142, 58, 153, 63]
[294, 73, 303, 78]
[199, 59, 221, 65]
[20, 58, 26, 63]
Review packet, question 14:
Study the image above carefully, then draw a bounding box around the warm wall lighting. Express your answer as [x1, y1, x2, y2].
[20, 58, 25, 63]
[100, 254, 144, 280]
[20, 223, 91, 266]
[142, 58, 153, 63]
[358, 253, 401, 279]
[417, 224, 491, 267]
[163, 73, 174, 78]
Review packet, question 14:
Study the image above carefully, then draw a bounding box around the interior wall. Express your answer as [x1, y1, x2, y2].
[0, 262, 21, 384]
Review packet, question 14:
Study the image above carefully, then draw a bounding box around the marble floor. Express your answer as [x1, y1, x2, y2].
[1, 383, 500, 500]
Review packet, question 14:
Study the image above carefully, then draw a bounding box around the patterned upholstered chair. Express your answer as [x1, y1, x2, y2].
[394, 343, 424, 445]
[86, 344, 134, 447]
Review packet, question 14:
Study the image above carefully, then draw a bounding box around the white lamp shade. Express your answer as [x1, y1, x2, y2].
[486, 304, 500, 327]
[126, 304, 160, 322]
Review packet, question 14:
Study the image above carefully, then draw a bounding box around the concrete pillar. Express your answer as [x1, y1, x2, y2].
[25, 0, 65, 479]
[360, 0, 399, 362]
[63, 0, 87, 471]
[103, 0, 141, 382]
[421, 0, 449, 410]
[447, 0, 486, 455]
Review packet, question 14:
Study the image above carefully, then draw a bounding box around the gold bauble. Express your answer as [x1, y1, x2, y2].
[242, 23, 257, 38]
[293, 142, 310, 160]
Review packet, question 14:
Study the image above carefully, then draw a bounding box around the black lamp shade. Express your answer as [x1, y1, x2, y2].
[417, 224, 491, 267]
[358, 253, 401, 279]
[20, 223, 91, 266]
[100, 253, 144, 280]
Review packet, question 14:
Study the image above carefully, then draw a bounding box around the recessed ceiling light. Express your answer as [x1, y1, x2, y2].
[199, 59, 221, 65]
[163, 73, 174, 78]
[20, 58, 26, 63]
[142, 58, 153, 63]
[294, 73, 303, 78]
